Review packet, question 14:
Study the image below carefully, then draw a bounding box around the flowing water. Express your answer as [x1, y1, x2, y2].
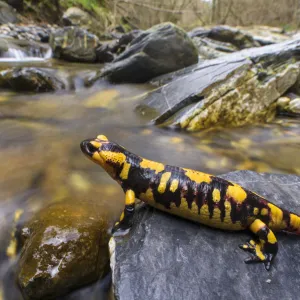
[0, 57, 299, 299]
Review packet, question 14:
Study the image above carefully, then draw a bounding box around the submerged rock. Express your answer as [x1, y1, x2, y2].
[110, 171, 300, 300]
[18, 201, 111, 300]
[99, 22, 198, 83]
[0, 36, 51, 58]
[50, 27, 99, 62]
[0, 67, 65, 92]
[137, 38, 300, 130]
[0, 1, 18, 24]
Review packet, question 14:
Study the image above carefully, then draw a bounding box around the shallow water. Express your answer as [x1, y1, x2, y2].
[0, 58, 299, 299]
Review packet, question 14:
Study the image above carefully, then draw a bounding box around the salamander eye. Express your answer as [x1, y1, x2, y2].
[80, 140, 99, 156]
[87, 142, 98, 153]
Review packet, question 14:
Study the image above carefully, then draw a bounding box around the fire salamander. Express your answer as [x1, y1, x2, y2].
[80, 134, 300, 271]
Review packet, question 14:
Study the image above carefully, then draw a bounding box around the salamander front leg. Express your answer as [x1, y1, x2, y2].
[239, 219, 278, 271]
[112, 190, 135, 236]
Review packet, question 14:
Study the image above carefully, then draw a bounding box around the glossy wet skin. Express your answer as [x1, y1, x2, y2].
[81, 133, 300, 270]
[81, 135, 126, 179]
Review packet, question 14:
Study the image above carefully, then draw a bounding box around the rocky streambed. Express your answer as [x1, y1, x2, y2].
[0, 2, 299, 300]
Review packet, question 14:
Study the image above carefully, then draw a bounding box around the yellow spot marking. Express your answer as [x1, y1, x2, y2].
[139, 188, 155, 203]
[226, 184, 247, 204]
[268, 203, 284, 230]
[102, 151, 126, 165]
[158, 172, 171, 194]
[125, 190, 135, 205]
[92, 151, 104, 164]
[249, 219, 265, 234]
[97, 135, 108, 141]
[140, 159, 165, 174]
[90, 140, 101, 148]
[183, 168, 212, 184]
[212, 189, 221, 202]
[119, 212, 125, 221]
[120, 161, 131, 180]
[170, 179, 179, 193]
[255, 244, 266, 261]
[267, 231, 277, 244]
[290, 214, 300, 230]
[253, 207, 259, 215]
[261, 208, 268, 216]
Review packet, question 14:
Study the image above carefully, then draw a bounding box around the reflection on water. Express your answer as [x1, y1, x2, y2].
[0, 59, 299, 299]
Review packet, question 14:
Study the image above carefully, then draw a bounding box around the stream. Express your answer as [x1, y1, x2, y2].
[0, 53, 300, 299]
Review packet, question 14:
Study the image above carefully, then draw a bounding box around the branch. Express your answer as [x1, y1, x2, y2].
[116, 0, 204, 14]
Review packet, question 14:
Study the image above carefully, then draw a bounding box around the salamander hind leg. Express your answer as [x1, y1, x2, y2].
[239, 219, 278, 271]
[112, 190, 136, 236]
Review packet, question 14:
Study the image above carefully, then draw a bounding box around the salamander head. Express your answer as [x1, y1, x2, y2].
[80, 135, 126, 179]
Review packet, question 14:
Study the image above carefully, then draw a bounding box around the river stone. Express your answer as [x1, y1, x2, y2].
[110, 171, 300, 300]
[96, 30, 143, 63]
[0, 1, 18, 24]
[205, 25, 260, 49]
[277, 92, 300, 117]
[0, 67, 65, 92]
[17, 201, 111, 300]
[62, 7, 101, 37]
[50, 26, 99, 62]
[6, 0, 23, 11]
[100, 22, 198, 83]
[192, 36, 238, 59]
[137, 38, 300, 130]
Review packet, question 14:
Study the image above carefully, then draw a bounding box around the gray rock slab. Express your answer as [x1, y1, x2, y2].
[139, 38, 300, 124]
[111, 171, 300, 300]
[100, 22, 198, 83]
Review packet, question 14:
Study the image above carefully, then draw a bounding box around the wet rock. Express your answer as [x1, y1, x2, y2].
[99, 22, 198, 83]
[241, 26, 290, 46]
[0, 1, 18, 24]
[50, 27, 99, 62]
[277, 93, 300, 116]
[0, 67, 65, 92]
[110, 171, 300, 300]
[188, 26, 210, 38]
[192, 36, 238, 59]
[0, 36, 51, 58]
[137, 38, 300, 130]
[18, 201, 111, 300]
[62, 7, 102, 38]
[6, 0, 23, 11]
[206, 25, 260, 49]
[0, 23, 58, 43]
[96, 30, 143, 63]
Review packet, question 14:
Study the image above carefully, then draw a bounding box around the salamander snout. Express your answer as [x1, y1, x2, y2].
[80, 140, 98, 157]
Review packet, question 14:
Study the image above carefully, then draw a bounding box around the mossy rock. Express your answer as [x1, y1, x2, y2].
[50, 26, 100, 62]
[17, 201, 111, 300]
[0, 67, 65, 92]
